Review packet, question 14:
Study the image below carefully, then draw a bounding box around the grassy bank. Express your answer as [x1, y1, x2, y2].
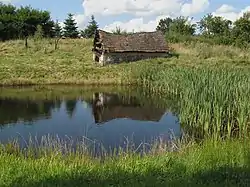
[0, 38, 250, 86]
[1, 138, 250, 186]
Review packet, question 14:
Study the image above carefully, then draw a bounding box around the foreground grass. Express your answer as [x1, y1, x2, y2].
[0, 138, 250, 186]
[0, 38, 250, 86]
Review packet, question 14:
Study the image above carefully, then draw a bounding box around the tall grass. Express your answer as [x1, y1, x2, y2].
[1, 136, 250, 186]
[1, 134, 182, 159]
[132, 64, 250, 139]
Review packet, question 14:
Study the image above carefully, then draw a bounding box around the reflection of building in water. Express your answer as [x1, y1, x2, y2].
[92, 92, 166, 124]
[92, 93, 104, 123]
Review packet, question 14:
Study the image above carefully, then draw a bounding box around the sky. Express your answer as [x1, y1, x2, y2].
[1, 0, 250, 32]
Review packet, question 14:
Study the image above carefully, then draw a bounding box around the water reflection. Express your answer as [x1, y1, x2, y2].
[0, 98, 61, 125]
[92, 92, 166, 124]
[0, 88, 181, 154]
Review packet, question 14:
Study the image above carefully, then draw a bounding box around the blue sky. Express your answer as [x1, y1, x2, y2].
[2, 0, 250, 32]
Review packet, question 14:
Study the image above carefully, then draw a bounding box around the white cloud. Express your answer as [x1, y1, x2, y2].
[73, 14, 88, 29]
[181, 0, 210, 16]
[238, 6, 250, 18]
[82, 0, 210, 17]
[84, 0, 210, 33]
[213, 4, 250, 22]
[0, 0, 15, 3]
[103, 15, 171, 32]
[215, 4, 235, 13]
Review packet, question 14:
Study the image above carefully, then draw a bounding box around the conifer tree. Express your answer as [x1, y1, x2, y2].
[54, 20, 62, 37]
[63, 13, 79, 38]
[81, 15, 98, 38]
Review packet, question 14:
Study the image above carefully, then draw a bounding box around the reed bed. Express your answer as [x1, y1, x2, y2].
[133, 65, 250, 139]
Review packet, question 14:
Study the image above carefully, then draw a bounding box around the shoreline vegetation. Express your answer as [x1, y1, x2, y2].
[1, 136, 250, 186]
[1, 39, 250, 186]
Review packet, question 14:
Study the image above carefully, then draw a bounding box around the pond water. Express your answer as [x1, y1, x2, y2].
[0, 86, 181, 155]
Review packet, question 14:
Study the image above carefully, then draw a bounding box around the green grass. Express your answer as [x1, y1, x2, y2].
[0, 38, 250, 86]
[0, 39, 133, 85]
[1, 138, 250, 186]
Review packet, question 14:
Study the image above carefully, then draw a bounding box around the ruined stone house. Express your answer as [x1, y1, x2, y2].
[92, 29, 170, 65]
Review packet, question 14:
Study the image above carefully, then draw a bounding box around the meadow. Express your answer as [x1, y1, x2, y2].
[0, 38, 250, 186]
[1, 38, 250, 86]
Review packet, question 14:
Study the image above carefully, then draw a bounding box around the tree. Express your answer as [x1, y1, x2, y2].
[63, 13, 79, 38]
[34, 24, 44, 40]
[156, 17, 173, 34]
[53, 20, 62, 50]
[54, 20, 62, 37]
[0, 3, 18, 41]
[198, 14, 232, 36]
[81, 15, 98, 38]
[111, 26, 128, 35]
[156, 16, 196, 36]
[168, 16, 196, 36]
[232, 12, 250, 46]
[0, 3, 54, 41]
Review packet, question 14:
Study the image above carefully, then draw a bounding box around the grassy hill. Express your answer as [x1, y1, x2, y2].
[0, 38, 250, 86]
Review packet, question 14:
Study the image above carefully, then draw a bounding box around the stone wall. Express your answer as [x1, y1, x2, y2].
[101, 52, 170, 65]
[93, 51, 105, 66]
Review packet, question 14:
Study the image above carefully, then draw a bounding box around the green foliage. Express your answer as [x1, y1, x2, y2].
[81, 15, 98, 38]
[156, 12, 250, 48]
[112, 26, 126, 35]
[34, 24, 44, 40]
[156, 16, 196, 37]
[232, 12, 250, 47]
[0, 3, 54, 41]
[111, 26, 133, 35]
[169, 16, 196, 35]
[63, 13, 79, 38]
[198, 13, 232, 36]
[54, 20, 62, 37]
[156, 17, 173, 33]
[156, 16, 196, 43]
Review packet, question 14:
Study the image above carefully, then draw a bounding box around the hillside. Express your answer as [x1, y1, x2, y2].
[0, 38, 250, 86]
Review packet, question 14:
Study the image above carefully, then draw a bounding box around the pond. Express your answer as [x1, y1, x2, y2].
[0, 86, 181, 155]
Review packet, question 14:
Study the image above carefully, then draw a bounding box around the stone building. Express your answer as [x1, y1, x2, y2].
[92, 29, 170, 65]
